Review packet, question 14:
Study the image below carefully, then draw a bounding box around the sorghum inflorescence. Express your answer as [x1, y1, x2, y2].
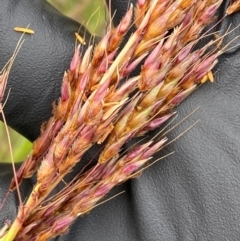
[1, 1, 237, 240]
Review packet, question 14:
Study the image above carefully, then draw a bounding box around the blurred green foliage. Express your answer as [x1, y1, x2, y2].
[0, 0, 107, 163]
[0, 124, 32, 163]
[48, 0, 108, 36]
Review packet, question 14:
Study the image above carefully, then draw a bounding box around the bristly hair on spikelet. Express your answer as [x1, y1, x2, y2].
[0, 0, 238, 240]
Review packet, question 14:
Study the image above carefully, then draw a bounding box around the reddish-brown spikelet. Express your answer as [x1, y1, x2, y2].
[108, 5, 133, 51]
[227, 0, 240, 15]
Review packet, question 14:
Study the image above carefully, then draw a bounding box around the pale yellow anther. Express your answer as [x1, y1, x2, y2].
[208, 71, 214, 83]
[14, 27, 34, 34]
[75, 32, 86, 45]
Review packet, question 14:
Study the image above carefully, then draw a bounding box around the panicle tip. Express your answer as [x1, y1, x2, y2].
[70, 46, 80, 72]
[138, 0, 146, 7]
[61, 72, 70, 102]
[119, 4, 133, 34]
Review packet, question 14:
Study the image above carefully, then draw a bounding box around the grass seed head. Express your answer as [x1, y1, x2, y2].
[4, 1, 235, 240]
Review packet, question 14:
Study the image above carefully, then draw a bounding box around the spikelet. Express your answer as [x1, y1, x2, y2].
[227, 0, 240, 15]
